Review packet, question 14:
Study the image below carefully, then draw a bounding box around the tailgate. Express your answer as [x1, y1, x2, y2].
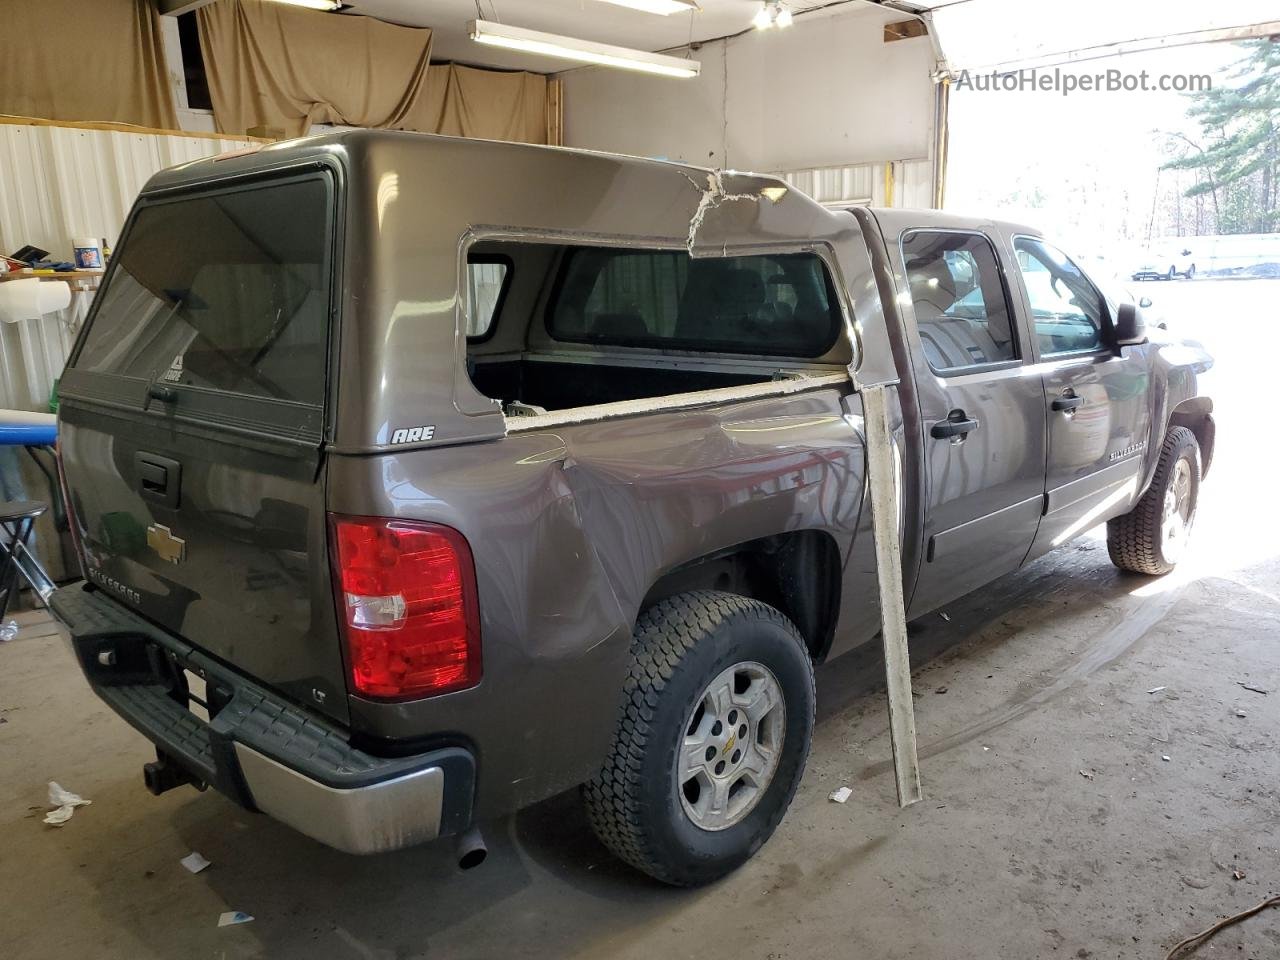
[57, 169, 349, 723]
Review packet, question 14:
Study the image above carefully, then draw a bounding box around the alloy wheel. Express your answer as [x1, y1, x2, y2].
[1161, 456, 1194, 562]
[677, 661, 786, 831]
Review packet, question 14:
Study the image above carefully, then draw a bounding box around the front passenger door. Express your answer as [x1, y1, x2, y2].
[1010, 237, 1153, 560]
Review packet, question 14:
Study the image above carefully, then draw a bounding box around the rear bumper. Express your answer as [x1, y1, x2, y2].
[50, 583, 475, 854]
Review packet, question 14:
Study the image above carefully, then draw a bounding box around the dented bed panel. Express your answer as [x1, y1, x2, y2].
[326, 384, 873, 816]
[553, 389, 867, 615]
[328, 433, 631, 817]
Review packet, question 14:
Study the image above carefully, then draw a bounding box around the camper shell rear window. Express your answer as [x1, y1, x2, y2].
[73, 173, 334, 410]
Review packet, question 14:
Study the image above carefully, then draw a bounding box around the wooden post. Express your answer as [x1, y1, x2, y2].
[859, 383, 923, 808]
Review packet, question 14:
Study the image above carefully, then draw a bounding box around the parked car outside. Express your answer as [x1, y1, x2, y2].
[1133, 245, 1196, 280]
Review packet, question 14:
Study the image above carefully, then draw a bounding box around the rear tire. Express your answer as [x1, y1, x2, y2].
[582, 591, 815, 886]
[1107, 426, 1200, 575]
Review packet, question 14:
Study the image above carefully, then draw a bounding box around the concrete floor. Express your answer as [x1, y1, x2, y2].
[2, 279, 1277, 960]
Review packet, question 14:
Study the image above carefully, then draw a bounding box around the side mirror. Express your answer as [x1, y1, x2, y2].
[1138, 296, 1153, 308]
[1113, 302, 1147, 346]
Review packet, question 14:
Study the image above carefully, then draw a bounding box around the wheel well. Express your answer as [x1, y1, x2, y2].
[1169, 400, 1215, 478]
[639, 531, 842, 662]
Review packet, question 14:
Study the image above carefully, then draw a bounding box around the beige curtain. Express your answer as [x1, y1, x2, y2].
[0, 0, 176, 130]
[197, 1, 561, 144]
[197, 0, 433, 137]
[409, 65, 561, 146]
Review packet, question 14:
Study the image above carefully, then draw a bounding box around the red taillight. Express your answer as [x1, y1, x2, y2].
[329, 515, 481, 700]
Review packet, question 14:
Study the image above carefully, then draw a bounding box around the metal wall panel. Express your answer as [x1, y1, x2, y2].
[895, 159, 935, 210]
[776, 158, 934, 210]
[0, 123, 253, 411]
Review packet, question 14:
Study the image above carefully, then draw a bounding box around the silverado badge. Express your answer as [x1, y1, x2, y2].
[1108, 439, 1148, 463]
[146, 524, 187, 564]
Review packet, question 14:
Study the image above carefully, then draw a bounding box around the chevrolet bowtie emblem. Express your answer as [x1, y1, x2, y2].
[146, 524, 186, 564]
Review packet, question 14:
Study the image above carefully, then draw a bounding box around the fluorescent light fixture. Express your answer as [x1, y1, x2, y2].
[594, 0, 699, 15]
[469, 20, 701, 78]
[263, 0, 340, 10]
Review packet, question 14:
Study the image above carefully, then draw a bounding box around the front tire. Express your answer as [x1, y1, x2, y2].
[1107, 426, 1200, 575]
[583, 591, 815, 886]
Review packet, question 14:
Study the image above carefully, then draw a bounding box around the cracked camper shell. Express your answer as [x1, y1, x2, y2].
[141, 129, 896, 453]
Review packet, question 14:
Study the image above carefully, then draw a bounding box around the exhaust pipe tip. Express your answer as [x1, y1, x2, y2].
[455, 825, 487, 870]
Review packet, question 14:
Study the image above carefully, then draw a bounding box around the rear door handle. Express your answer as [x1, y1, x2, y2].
[138, 462, 167, 489]
[931, 411, 980, 439]
[146, 383, 177, 404]
[1052, 393, 1083, 412]
[134, 453, 182, 509]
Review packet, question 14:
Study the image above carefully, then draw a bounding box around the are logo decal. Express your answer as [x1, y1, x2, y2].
[390, 425, 437, 445]
[161, 353, 184, 383]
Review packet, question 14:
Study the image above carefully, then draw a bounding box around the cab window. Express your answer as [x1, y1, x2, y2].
[901, 230, 1018, 373]
[547, 249, 842, 358]
[1014, 238, 1107, 357]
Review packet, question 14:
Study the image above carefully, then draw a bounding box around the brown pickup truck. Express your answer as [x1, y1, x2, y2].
[50, 130, 1213, 885]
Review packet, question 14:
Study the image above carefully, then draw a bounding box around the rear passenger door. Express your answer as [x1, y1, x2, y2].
[890, 227, 1048, 615]
[1007, 237, 1153, 560]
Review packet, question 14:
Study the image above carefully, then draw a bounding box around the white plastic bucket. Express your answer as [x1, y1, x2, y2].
[0, 278, 72, 323]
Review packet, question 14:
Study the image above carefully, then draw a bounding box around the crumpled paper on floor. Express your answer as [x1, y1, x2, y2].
[44, 781, 91, 826]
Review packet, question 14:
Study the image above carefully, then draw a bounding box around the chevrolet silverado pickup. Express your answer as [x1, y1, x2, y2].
[50, 131, 1214, 886]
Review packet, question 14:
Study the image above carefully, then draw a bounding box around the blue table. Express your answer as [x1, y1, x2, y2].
[0, 410, 57, 447]
[0, 423, 57, 446]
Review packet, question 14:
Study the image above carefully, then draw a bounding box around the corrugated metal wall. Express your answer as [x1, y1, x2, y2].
[0, 122, 253, 411]
[776, 158, 934, 210]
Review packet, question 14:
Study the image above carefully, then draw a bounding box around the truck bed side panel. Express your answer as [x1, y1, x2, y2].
[328, 387, 870, 818]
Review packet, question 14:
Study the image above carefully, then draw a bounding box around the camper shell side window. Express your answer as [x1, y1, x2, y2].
[462, 240, 853, 422]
